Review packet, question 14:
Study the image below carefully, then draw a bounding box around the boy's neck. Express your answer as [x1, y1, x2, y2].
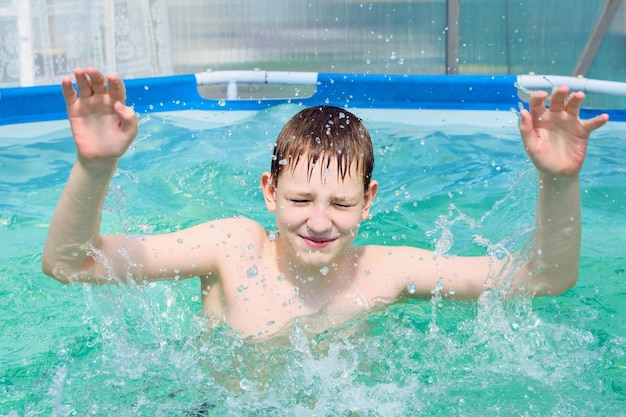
[277, 254, 354, 302]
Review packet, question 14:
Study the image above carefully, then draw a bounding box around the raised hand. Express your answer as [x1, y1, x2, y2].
[518, 85, 608, 178]
[62, 67, 138, 163]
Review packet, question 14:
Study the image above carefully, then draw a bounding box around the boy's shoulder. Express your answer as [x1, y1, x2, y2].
[197, 216, 270, 242]
[180, 216, 273, 274]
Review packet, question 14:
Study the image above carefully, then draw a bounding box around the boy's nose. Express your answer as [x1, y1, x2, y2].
[306, 203, 332, 234]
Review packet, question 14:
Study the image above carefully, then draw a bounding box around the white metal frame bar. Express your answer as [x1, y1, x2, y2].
[517, 74, 626, 97]
[195, 70, 319, 100]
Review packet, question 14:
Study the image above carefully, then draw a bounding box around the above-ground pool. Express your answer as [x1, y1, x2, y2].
[1, 73, 625, 416]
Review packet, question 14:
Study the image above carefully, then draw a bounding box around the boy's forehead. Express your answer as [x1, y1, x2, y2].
[287, 154, 360, 173]
[280, 155, 365, 185]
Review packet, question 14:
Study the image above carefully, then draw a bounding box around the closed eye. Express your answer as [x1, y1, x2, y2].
[290, 199, 310, 205]
[332, 200, 356, 208]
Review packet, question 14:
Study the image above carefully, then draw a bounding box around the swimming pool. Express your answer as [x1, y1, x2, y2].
[1, 73, 625, 415]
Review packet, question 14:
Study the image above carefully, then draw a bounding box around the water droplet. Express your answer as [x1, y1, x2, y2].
[246, 265, 259, 278]
[278, 159, 288, 166]
[239, 378, 255, 391]
[320, 266, 329, 276]
[268, 231, 277, 241]
[407, 283, 416, 294]
[177, 238, 184, 244]
[218, 99, 226, 107]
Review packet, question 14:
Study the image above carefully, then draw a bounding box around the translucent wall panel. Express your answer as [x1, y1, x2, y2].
[168, 0, 625, 84]
[0, 0, 172, 86]
[2, 0, 624, 99]
[457, 0, 626, 81]
[168, 0, 449, 75]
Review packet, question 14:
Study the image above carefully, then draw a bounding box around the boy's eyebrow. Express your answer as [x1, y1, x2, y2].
[293, 192, 312, 197]
[330, 195, 358, 203]
[282, 190, 313, 198]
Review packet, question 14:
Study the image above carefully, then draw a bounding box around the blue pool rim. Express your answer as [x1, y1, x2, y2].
[1, 73, 624, 126]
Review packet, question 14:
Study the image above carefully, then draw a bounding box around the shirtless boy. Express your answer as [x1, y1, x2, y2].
[42, 68, 608, 337]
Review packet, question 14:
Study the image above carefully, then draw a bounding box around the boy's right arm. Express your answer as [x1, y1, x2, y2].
[42, 67, 139, 283]
[41, 68, 217, 284]
[43, 68, 264, 285]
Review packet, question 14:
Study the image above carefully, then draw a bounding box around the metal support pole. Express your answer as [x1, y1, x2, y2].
[446, 0, 461, 74]
[573, 0, 624, 77]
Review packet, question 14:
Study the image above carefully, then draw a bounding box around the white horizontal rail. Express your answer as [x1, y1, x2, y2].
[517, 74, 626, 97]
[195, 70, 319, 99]
[195, 70, 319, 85]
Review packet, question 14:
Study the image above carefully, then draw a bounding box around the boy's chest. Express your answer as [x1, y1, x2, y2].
[208, 256, 372, 337]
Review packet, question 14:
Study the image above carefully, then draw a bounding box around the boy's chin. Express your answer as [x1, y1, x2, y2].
[294, 251, 338, 272]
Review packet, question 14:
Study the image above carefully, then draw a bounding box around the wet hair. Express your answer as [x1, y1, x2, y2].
[270, 106, 374, 192]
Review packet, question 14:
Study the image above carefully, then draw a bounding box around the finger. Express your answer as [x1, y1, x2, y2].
[518, 108, 532, 135]
[86, 67, 107, 95]
[74, 68, 93, 98]
[563, 90, 584, 117]
[113, 101, 138, 136]
[61, 76, 78, 106]
[582, 113, 609, 133]
[528, 90, 549, 120]
[548, 85, 569, 113]
[517, 108, 537, 150]
[107, 74, 127, 104]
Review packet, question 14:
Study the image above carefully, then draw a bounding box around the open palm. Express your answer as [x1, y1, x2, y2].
[518, 85, 608, 177]
[62, 68, 138, 163]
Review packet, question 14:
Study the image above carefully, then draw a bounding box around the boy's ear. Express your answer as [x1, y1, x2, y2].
[260, 172, 278, 212]
[361, 180, 378, 221]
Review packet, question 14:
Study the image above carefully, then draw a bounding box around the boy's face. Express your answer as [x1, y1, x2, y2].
[261, 156, 377, 272]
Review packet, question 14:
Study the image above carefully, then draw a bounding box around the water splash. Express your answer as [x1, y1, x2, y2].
[49, 367, 72, 417]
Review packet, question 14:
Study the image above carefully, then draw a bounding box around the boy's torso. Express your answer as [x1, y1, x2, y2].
[196, 222, 403, 337]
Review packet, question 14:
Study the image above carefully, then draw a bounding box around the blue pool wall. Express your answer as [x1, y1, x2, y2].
[1, 73, 624, 126]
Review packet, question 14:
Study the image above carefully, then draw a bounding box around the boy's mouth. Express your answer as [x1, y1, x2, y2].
[300, 235, 336, 249]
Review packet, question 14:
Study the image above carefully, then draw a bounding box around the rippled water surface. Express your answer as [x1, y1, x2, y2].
[1, 105, 624, 416]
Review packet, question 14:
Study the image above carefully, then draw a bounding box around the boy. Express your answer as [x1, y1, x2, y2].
[42, 68, 608, 337]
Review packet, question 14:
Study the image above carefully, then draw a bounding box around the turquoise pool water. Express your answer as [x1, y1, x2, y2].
[1, 105, 625, 416]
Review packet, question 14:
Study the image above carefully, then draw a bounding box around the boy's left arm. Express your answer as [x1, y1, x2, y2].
[515, 85, 608, 295]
